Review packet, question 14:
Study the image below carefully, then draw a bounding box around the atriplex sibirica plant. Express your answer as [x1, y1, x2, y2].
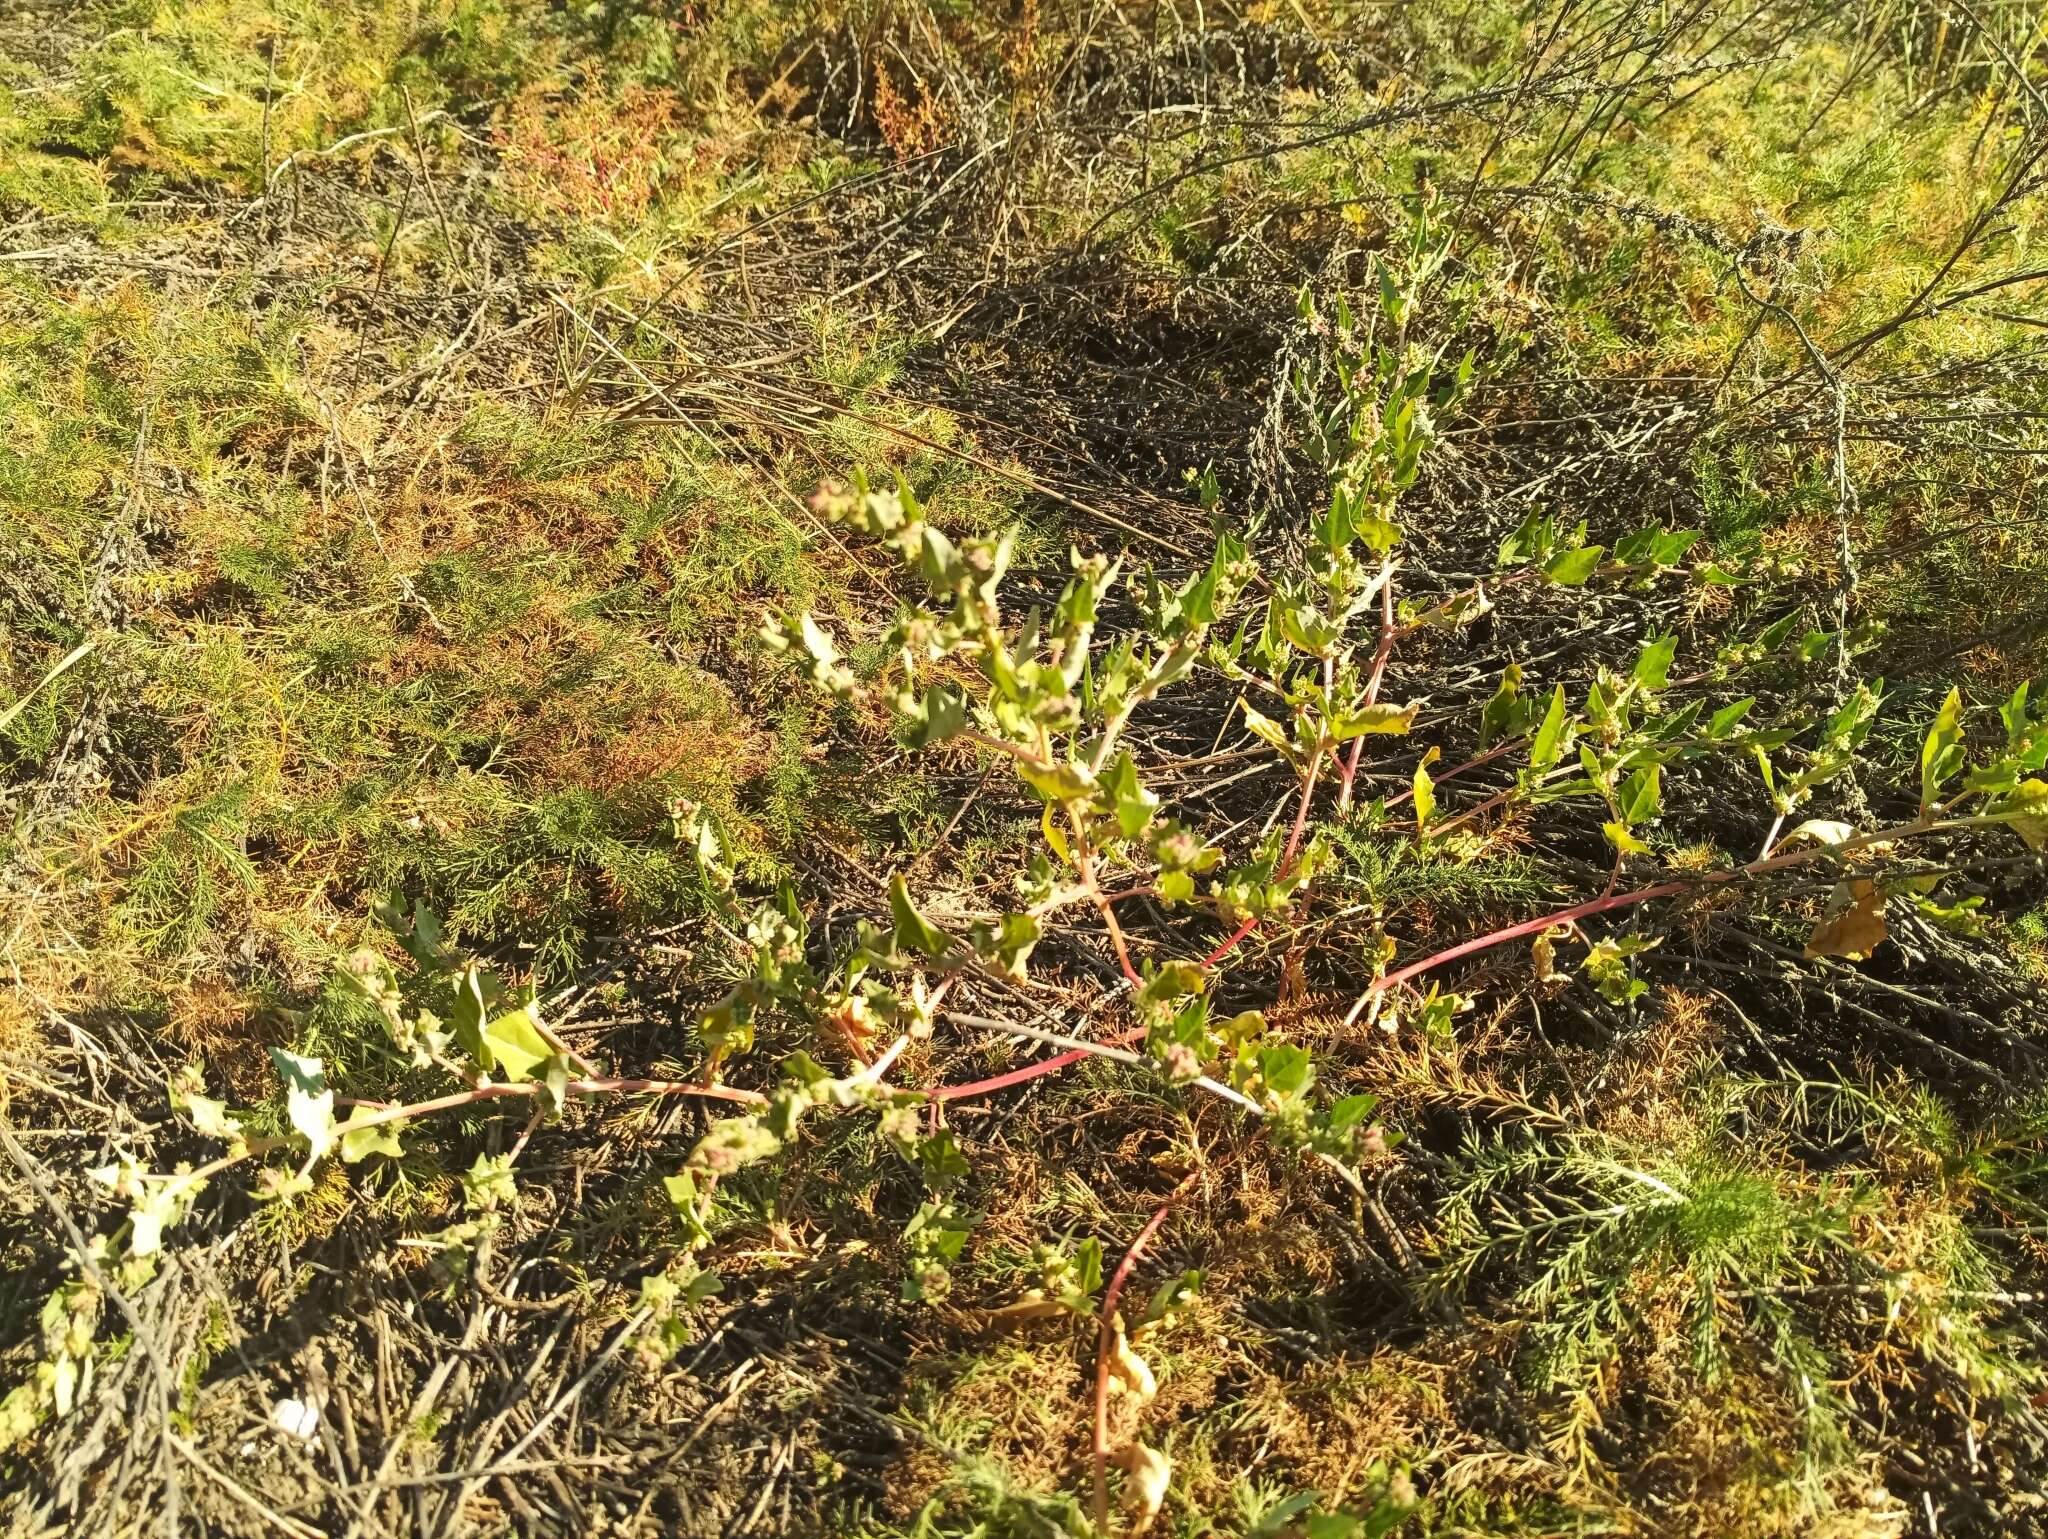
[10, 239, 2048, 1529]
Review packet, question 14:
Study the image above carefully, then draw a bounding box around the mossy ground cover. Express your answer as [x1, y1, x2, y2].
[4, 2, 2048, 1536]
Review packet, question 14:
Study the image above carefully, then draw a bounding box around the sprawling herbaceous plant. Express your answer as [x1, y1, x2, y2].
[10, 245, 2048, 1530]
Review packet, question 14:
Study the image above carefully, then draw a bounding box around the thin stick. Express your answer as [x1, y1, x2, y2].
[0, 640, 95, 734]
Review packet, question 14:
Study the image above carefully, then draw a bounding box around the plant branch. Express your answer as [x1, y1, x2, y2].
[1092, 1174, 1197, 1536]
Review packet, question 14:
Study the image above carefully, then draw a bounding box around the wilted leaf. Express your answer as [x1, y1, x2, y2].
[1240, 703, 1299, 761]
[1782, 819, 1855, 848]
[1602, 821, 1652, 857]
[1994, 778, 2048, 851]
[1804, 878, 1887, 961]
[183, 1093, 241, 1141]
[1115, 1440, 1172, 1536]
[1107, 1327, 1157, 1405]
[1412, 746, 1440, 836]
[982, 1294, 1072, 1331]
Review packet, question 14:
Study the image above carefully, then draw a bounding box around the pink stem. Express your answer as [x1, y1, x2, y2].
[1337, 571, 1398, 812]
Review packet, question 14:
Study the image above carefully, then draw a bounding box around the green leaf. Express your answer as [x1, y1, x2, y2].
[1753, 744, 1787, 813]
[913, 1130, 970, 1193]
[1412, 746, 1439, 837]
[483, 1004, 553, 1084]
[1102, 751, 1160, 838]
[663, 1171, 714, 1248]
[902, 683, 968, 748]
[688, 1114, 785, 1176]
[268, 1048, 334, 1160]
[1255, 1041, 1316, 1101]
[1177, 559, 1218, 629]
[1706, 697, 1754, 738]
[463, 1152, 518, 1212]
[450, 963, 494, 1072]
[1356, 507, 1402, 555]
[1070, 1236, 1105, 1300]
[1542, 544, 1605, 585]
[1582, 936, 1656, 1005]
[901, 1201, 978, 1303]
[1138, 961, 1207, 1005]
[1039, 803, 1071, 865]
[890, 873, 952, 958]
[968, 912, 1042, 980]
[1650, 529, 1702, 567]
[1620, 763, 1662, 824]
[1330, 701, 1420, 740]
[1478, 664, 1525, 749]
[1498, 511, 1553, 567]
[1276, 599, 1343, 655]
[1017, 755, 1097, 802]
[1631, 633, 1677, 691]
[338, 1114, 404, 1164]
[1754, 612, 1802, 653]
[541, 1053, 571, 1117]
[2000, 681, 2032, 747]
[1530, 685, 1569, 769]
[1919, 686, 1966, 811]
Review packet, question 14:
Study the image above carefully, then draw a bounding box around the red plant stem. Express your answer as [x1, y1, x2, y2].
[1079, 843, 1144, 988]
[1197, 737, 1326, 970]
[930, 1026, 1147, 1103]
[1199, 914, 1260, 969]
[942, 811, 1999, 1103]
[1361, 874, 1702, 1009]
[1280, 744, 1324, 874]
[1092, 1175, 1197, 1536]
[1353, 810, 1969, 1015]
[934, 738, 1333, 1102]
[1338, 569, 1399, 812]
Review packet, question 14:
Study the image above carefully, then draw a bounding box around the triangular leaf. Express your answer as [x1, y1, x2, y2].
[890, 873, 952, 958]
[338, 1114, 404, 1164]
[1542, 544, 1605, 585]
[483, 1003, 553, 1083]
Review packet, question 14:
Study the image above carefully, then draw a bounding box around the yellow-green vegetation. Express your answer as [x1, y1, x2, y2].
[4, 2, 2048, 1537]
